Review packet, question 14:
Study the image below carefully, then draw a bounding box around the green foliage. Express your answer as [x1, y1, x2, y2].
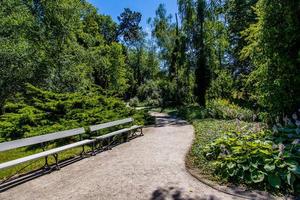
[128, 97, 140, 107]
[0, 85, 149, 141]
[203, 114, 300, 194]
[172, 99, 255, 122]
[241, 0, 300, 116]
[0, 1, 157, 110]
[126, 45, 160, 98]
[207, 70, 234, 100]
[207, 99, 255, 122]
[117, 8, 142, 44]
[137, 80, 161, 107]
[187, 119, 257, 179]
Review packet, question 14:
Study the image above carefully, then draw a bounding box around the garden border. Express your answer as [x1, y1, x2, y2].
[184, 126, 280, 200]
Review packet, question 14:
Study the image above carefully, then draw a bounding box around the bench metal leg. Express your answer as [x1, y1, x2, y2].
[80, 145, 86, 157]
[53, 153, 60, 170]
[140, 128, 144, 136]
[91, 141, 96, 156]
[124, 131, 130, 142]
[43, 156, 50, 170]
[126, 131, 130, 142]
[106, 138, 112, 150]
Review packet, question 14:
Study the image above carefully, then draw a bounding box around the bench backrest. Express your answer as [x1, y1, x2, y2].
[0, 127, 85, 152]
[89, 118, 133, 132]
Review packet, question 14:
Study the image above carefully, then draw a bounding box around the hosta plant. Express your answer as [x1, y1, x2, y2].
[203, 113, 300, 195]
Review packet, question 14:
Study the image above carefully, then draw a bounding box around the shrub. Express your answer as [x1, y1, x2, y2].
[0, 84, 150, 141]
[176, 105, 208, 121]
[207, 69, 234, 100]
[137, 80, 161, 105]
[203, 113, 300, 195]
[207, 99, 255, 122]
[129, 97, 139, 107]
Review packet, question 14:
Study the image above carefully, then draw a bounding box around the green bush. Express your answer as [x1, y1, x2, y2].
[129, 97, 140, 107]
[137, 80, 162, 107]
[207, 69, 234, 100]
[176, 105, 208, 121]
[207, 99, 255, 122]
[203, 114, 300, 194]
[0, 84, 151, 141]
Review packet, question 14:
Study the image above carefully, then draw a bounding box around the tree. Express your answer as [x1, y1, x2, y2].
[151, 4, 187, 105]
[117, 8, 143, 45]
[177, 0, 211, 106]
[0, 0, 44, 112]
[225, 0, 258, 75]
[241, 0, 300, 115]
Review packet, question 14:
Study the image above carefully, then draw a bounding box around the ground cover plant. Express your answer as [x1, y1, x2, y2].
[203, 114, 300, 195]
[171, 103, 300, 195]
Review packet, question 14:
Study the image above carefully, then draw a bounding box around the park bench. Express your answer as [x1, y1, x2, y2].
[0, 128, 93, 171]
[89, 118, 143, 151]
[0, 118, 143, 174]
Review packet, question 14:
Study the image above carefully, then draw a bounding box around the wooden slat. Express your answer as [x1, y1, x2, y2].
[0, 128, 85, 152]
[128, 125, 143, 131]
[0, 139, 93, 170]
[94, 128, 129, 140]
[89, 118, 133, 132]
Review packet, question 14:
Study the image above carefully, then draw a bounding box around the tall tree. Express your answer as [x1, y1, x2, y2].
[117, 8, 142, 45]
[194, 0, 210, 106]
[241, 0, 300, 115]
[225, 0, 258, 75]
[178, 0, 210, 106]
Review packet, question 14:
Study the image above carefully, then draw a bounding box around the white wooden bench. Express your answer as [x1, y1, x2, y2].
[0, 118, 143, 174]
[89, 118, 143, 151]
[0, 128, 93, 171]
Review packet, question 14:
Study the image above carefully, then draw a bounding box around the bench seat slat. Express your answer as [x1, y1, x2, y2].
[0, 139, 93, 170]
[128, 125, 143, 130]
[94, 128, 129, 140]
[0, 128, 85, 152]
[93, 125, 143, 141]
[89, 118, 133, 132]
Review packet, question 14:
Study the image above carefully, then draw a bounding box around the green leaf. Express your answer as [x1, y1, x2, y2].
[286, 160, 300, 175]
[251, 171, 265, 183]
[227, 162, 236, 169]
[251, 162, 258, 169]
[227, 167, 237, 177]
[268, 174, 281, 189]
[286, 173, 295, 186]
[289, 165, 300, 175]
[242, 164, 250, 171]
[264, 164, 275, 172]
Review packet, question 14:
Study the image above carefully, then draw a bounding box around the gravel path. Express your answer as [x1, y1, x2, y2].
[0, 112, 241, 200]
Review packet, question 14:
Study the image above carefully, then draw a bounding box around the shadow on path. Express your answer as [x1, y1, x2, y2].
[153, 115, 189, 128]
[150, 186, 220, 200]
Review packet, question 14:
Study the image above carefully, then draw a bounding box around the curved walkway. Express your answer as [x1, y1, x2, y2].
[0, 113, 241, 200]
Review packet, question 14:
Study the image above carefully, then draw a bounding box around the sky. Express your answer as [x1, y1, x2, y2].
[87, 0, 178, 33]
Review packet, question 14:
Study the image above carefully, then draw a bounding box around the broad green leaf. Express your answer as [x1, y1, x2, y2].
[251, 171, 265, 183]
[268, 174, 281, 189]
[227, 162, 236, 169]
[264, 164, 275, 172]
[286, 173, 295, 186]
[242, 164, 250, 171]
[251, 162, 258, 169]
[289, 165, 300, 175]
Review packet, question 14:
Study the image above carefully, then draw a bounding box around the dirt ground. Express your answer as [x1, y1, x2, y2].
[0, 113, 243, 200]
